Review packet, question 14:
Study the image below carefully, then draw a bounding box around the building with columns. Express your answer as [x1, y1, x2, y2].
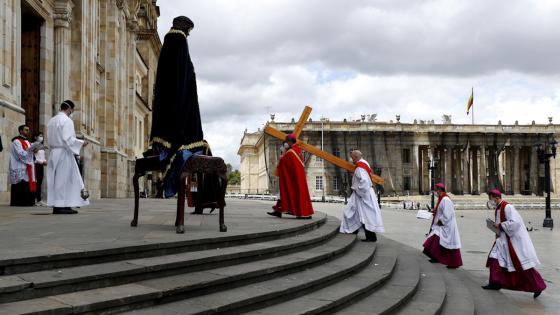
[238, 118, 560, 197]
[0, 0, 161, 203]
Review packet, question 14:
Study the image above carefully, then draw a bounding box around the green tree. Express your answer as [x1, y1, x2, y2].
[228, 170, 241, 185]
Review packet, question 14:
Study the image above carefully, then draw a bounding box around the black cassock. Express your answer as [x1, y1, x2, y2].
[148, 28, 219, 211]
[150, 29, 203, 149]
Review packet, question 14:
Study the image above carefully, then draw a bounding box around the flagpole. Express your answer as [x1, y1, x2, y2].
[471, 87, 474, 125]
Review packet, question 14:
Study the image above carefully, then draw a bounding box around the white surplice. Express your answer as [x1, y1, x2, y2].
[426, 196, 462, 249]
[489, 202, 540, 271]
[9, 138, 35, 184]
[46, 112, 90, 208]
[340, 159, 385, 233]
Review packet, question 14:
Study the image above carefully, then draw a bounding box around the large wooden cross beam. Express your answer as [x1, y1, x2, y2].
[264, 106, 384, 186]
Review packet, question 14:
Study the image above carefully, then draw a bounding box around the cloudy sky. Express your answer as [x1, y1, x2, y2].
[156, 0, 560, 168]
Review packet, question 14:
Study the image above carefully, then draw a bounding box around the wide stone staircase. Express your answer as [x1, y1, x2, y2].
[0, 214, 529, 315]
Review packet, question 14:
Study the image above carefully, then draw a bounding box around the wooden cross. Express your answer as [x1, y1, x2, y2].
[264, 106, 385, 186]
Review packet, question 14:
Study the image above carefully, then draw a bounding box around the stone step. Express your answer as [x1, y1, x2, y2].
[440, 269, 474, 315]
[0, 219, 340, 303]
[396, 257, 446, 315]
[121, 239, 374, 315]
[0, 233, 357, 315]
[450, 270, 528, 315]
[244, 242, 397, 315]
[0, 213, 328, 275]
[333, 247, 421, 314]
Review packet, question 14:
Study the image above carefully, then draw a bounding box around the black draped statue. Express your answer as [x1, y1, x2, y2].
[150, 16, 204, 150]
[148, 16, 217, 206]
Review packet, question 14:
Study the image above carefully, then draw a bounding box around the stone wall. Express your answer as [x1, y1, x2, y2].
[0, 0, 161, 204]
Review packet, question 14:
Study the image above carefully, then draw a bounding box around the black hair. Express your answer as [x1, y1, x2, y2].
[18, 125, 28, 132]
[60, 100, 75, 110]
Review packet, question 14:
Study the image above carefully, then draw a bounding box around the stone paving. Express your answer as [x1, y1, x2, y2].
[0, 198, 325, 265]
[304, 200, 560, 315]
[0, 198, 558, 315]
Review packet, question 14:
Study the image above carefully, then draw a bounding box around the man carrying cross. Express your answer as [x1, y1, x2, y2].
[267, 134, 314, 219]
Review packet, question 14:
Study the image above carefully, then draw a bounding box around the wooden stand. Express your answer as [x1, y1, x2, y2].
[132, 155, 228, 234]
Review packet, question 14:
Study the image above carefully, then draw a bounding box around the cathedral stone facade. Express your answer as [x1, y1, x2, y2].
[0, 0, 161, 203]
[238, 119, 560, 197]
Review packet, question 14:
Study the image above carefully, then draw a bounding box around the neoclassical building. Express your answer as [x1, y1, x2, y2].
[238, 118, 560, 197]
[0, 0, 161, 203]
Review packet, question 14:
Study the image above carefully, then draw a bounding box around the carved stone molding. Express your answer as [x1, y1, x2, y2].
[53, 0, 73, 28]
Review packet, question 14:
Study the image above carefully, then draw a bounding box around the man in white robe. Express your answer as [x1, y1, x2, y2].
[422, 183, 463, 268]
[340, 150, 384, 242]
[9, 125, 36, 206]
[47, 100, 89, 214]
[483, 189, 546, 298]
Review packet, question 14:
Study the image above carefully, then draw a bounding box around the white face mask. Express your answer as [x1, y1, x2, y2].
[37, 136, 43, 143]
[283, 143, 290, 149]
[487, 199, 497, 209]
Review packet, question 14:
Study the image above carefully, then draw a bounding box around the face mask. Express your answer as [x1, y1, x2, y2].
[487, 200, 497, 209]
[283, 143, 289, 149]
[37, 136, 43, 143]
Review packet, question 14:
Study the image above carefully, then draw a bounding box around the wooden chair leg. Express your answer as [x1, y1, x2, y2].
[176, 173, 188, 234]
[131, 173, 140, 227]
[219, 177, 228, 232]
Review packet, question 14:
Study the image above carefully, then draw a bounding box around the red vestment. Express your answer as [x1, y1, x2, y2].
[277, 144, 314, 217]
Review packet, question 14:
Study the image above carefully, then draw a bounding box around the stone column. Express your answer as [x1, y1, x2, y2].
[472, 147, 479, 194]
[445, 147, 453, 189]
[530, 145, 539, 195]
[53, 0, 73, 105]
[513, 146, 520, 195]
[479, 146, 487, 193]
[412, 145, 420, 193]
[462, 147, 470, 194]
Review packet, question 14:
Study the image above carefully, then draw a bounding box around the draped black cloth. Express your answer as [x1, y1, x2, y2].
[150, 29, 204, 150]
[147, 27, 217, 199]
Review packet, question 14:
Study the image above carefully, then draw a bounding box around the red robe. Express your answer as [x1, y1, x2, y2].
[277, 144, 314, 217]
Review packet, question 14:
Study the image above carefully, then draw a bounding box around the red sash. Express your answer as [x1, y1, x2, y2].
[16, 138, 36, 192]
[431, 193, 448, 227]
[495, 201, 523, 272]
[355, 161, 372, 174]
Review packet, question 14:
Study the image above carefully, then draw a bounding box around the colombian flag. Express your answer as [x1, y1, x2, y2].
[466, 88, 474, 115]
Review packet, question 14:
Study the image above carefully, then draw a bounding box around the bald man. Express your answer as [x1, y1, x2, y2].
[339, 150, 384, 242]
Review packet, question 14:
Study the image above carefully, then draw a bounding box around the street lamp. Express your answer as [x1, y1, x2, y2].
[536, 140, 557, 228]
[428, 158, 439, 210]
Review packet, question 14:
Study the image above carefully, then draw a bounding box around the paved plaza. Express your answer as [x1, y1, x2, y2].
[308, 200, 560, 315]
[0, 198, 558, 314]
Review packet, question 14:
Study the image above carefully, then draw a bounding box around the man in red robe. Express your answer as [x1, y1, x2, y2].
[268, 134, 314, 219]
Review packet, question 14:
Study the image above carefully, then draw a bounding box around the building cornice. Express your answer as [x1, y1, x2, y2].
[0, 99, 25, 114]
[268, 121, 560, 135]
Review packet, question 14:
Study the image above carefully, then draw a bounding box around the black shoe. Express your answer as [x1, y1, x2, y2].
[533, 291, 542, 298]
[482, 283, 501, 290]
[53, 207, 78, 214]
[361, 238, 377, 242]
[429, 258, 438, 263]
[296, 216, 312, 220]
[267, 211, 282, 218]
[446, 266, 459, 269]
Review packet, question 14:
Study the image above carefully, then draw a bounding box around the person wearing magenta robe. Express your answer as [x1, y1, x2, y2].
[422, 183, 463, 268]
[483, 189, 546, 298]
[267, 134, 314, 219]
